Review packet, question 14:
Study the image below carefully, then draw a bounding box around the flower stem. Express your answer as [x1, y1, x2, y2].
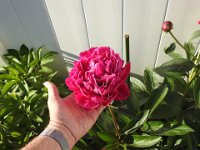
[169, 31, 188, 53]
[184, 50, 200, 97]
[108, 105, 121, 140]
[125, 34, 130, 89]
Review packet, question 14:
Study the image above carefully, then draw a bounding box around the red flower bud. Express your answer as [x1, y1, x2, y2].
[162, 21, 173, 32]
[198, 20, 200, 25]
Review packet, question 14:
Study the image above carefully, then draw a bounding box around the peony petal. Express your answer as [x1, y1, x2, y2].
[65, 78, 75, 90]
[95, 62, 105, 76]
[120, 63, 131, 82]
[115, 83, 130, 100]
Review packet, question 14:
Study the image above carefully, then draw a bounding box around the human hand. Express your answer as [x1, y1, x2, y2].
[43, 81, 105, 149]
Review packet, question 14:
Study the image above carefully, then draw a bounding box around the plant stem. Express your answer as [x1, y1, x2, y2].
[125, 34, 130, 89]
[169, 31, 188, 53]
[108, 105, 121, 140]
[184, 50, 200, 97]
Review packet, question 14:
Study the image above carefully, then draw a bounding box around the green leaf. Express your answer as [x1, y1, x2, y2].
[11, 131, 21, 138]
[6, 49, 20, 59]
[12, 58, 22, 65]
[168, 51, 183, 59]
[193, 77, 200, 108]
[184, 42, 195, 60]
[151, 92, 183, 119]
[28, 59, 39, 73]
[29, 112, 43, 123]
[20, 44, 29, 56]
[96, 111, 115, 133]
[14, 63, 26, 74]
[189, 30, 200, 41]
[154, 58, 194, 77]
[97, 132, 117, 143]
[6, 67, 19, 75]
[143, 68, 158, 93]
[40, 66, 53, 73]
[37, 46, 44, 60]
[164, 43, 176, 54]
[130, 77, 147, 93]
[40, 51, 57, 65]
[1, 80, 18, 96]
[19, 80, 29, 94]
[0, 74, 19, 80]
[123, 110, 149, 134]
[141, 121, 164, 132]
[129, 135, 161, 148]
[162, 125, 194, 136]
[126, 84, 140, 114]
[145, 86, 168, 116]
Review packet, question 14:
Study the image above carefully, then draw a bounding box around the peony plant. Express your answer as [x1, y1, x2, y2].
[68, 21, 200, 150]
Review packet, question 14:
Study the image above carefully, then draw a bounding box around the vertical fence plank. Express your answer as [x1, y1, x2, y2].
[83, 0, 123, 56]
[124, 0, 168, 75]
[155, 0, 200, 67]
[10, 0, 61, 50]
[0, 1, 31, 49]
[45, 0, 89, 56]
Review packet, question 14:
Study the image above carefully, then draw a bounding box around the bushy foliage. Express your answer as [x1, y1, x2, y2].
[0, 45, 69, 149]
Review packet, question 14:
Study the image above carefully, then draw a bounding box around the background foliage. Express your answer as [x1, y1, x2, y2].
[73, 25, 200, 150]
[0, 45, 70, 149]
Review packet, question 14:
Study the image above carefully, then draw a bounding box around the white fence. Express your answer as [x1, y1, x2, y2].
[0, 0, 200, 76]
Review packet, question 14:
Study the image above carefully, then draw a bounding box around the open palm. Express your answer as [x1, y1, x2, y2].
[44, 82, 105, 148]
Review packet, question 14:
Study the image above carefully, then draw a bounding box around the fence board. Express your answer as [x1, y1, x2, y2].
[124, 0, 168, 74]
[83, 0, 123, 55]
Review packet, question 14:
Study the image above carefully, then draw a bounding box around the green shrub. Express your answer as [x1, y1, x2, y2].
[0, 44, 69, 149]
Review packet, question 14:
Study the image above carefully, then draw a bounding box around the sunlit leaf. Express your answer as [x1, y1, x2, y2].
[40, 51, 57, 65]
[29, 112, 43, 123]
[145, 86, 168, 116]
[162, 125, 194, 136]
[11, 131, 21, 138]
[1, 80, 18, 96]
[128, 135, 161, 148]
[189, 30, 200, 41]
[144, 68, 158, 93]
[154, 58, 194, 77]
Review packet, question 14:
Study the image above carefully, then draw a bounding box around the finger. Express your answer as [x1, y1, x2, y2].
[43, 81, 60, 100]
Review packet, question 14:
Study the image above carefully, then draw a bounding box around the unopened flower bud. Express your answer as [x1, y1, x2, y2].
[198, 20, 200, 25]
[162, 21, 173, 32]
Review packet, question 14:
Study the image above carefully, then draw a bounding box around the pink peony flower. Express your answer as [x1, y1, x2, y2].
[65, 47, 130, 109]
[198, 20, 200, 24]
[162, 21, 173, 32]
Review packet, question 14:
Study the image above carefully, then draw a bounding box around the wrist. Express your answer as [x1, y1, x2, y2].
[47, 121, 76, 149]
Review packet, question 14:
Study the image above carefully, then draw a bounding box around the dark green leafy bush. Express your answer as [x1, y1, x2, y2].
[0, 45, 69, 149]
[73, 23, 200, 150]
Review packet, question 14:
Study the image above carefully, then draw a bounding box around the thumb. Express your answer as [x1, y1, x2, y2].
[43, 81, 60, 100]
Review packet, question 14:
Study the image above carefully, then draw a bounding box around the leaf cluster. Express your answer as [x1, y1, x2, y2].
[0, 44, 69, 149]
